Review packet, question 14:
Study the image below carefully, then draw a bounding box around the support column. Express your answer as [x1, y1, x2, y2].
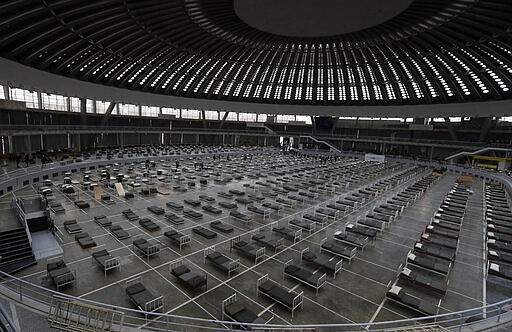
[67, 133, 71, 149]
[478, 117, 493, 142]
[2, 86, 9, 100]
[430, 146, 435, 160]
[310, 116, 317, 135]
[37, 92, 43, 109]
[40, 134, 44, 151]
[331, 117, 340, 135]
[7, 136, 13, 153]
[180, 133, 184, 144]
[219, 111, 229, 129]
[76, 134, 81, 151]
[201, 110, 207, 128]
[26, 136, 32, 154]
[444, 117, 458, 141]
[80, 98, 87, 126]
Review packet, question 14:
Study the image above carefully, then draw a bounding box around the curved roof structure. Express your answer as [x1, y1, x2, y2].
[0, 0, 511, 107]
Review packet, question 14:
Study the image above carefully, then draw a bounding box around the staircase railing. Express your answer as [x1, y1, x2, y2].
[10, 194, 33, 248]
[300, 135, 342, 153]
[0, 301, 19, 332]
[444, 146, 512, 161]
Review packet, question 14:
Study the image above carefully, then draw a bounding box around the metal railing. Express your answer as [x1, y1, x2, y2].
[1, 150, 512, 330]
[1, 124, 510, 150]
[0, 268, 511, 331]
[10, 194, 32, 248]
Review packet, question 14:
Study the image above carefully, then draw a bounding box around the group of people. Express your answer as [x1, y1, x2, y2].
[15, 154, 53, 168]
[15, 154, 31, 168]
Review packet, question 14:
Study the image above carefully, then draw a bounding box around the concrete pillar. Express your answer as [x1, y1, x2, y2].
[37, 92, 43, 109]
[196, 134, 199, 144]
[2, 86, 9, 100]
[430, 146, 434, 160]
[67, 133, 71, 149]
[66, 97, 71, 112]
[180, 133, 184, 144]
[40, 134, 44, 150]
[26, 136, 32, 154]
[7, 136, 13, 153]
[76, 134, 81, 151]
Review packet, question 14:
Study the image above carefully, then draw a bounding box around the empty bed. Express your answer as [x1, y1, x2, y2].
[125, 278, 163, 314]
[204, 248, 240, 277]
[210, 221, 234, 233]
[170, 260, 207, 292]
[386, 284, 439, 316]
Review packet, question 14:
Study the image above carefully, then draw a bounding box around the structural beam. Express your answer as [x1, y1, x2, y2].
[219, 111, 229, 130]
[100, 102, 117, 126]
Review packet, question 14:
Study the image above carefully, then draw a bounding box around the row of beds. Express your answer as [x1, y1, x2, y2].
[53, 159, 378, 290]
[48, 160, 424, 321]
[387, 178, 472, 316]
[122, 164, 414, 321]
[217, 167, 437, 327]
[485, 181, 512, 281]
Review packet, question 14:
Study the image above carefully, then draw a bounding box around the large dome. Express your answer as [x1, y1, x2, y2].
[0, 0, 511, 106]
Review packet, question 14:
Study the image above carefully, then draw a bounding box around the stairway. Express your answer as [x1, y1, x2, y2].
[300, 135, 342, 153]
[0, 228, 36, 275]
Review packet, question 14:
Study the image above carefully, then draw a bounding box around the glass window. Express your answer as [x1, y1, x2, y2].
[9, 88, 39, 108]
[204, 110, 218, 120]
[41, 93, 68, 111]
[70, 97, 81, 112]
[219, 111, 237, 121]
[256, 114, 267, 122]
[95, 101, 111, 114]
[181, 109, 199, 119]
[296, 115, 312, 124]
[161, 107, 180, 117]
[238, 112, 256, 122]
[141, 106, 159, 117]
[86, 99, 95, 113]
[119, 103, 139, 116]
[0, 85, 5, 99]
[276, 114, 295, 123]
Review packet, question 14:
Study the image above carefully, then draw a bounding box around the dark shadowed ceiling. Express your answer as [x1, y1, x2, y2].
[0, 0, 511, 107]
[234, 0, 414, 37]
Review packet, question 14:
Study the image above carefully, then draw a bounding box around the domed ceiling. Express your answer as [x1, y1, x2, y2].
[0, 0, 511, 106]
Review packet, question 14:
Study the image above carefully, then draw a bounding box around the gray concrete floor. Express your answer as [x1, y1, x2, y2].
[1, 152, 511, 331]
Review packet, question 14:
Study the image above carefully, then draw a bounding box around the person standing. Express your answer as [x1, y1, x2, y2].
[16, 154, 21, 168]
[25, 154, 30, 167]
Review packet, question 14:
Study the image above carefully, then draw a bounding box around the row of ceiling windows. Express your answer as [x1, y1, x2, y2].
[69, 43, 511, 101]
